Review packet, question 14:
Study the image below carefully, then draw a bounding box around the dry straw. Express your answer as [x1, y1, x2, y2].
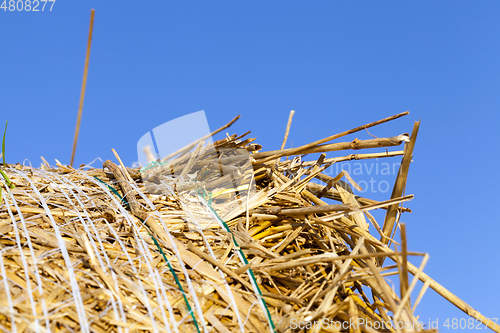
[70, 9, 95, 168]
[0, 112, 498, 333]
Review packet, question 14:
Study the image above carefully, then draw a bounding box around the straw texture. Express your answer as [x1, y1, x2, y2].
[0, 113, 497, 333]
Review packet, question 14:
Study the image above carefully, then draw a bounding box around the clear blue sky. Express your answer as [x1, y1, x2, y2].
[1, 1, 499, 331]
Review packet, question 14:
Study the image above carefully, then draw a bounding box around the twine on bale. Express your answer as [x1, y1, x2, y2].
[94, 173, 202, 333]
[0, 111, 498, 333]
[196, 187, 276, 333]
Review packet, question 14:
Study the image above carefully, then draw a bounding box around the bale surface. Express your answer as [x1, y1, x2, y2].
[0, 114, 496, 333]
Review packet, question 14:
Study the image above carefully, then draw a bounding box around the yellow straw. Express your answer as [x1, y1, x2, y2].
[70, 9, 95, 167]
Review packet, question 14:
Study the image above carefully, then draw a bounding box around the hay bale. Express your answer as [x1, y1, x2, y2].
[0, 112, 496, 333]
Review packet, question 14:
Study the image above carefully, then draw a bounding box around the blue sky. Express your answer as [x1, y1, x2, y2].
[1, 1, 499, 331]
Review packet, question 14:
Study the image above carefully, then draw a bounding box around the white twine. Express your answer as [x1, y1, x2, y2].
[19, 171, 89, 333]
[180, 198, 245, 332]
[83, 172, 178, 332]
[4, 194, 42, 333]
[0, 252, 17, 332]
[132, 183, 208, 333]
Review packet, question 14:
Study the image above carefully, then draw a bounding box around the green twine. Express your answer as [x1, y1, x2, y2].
[140, 220, 201, 333]
[94, 176, 129, 208]
[196, 187, 277, 333]
[140, 161, 169, 173]
[94, 176, 202, 333]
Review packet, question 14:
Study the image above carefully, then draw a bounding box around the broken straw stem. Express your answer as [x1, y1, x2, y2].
[70, 9, 95, 167]
[254, 134, 408, 161]
[254, 111, 409, 163]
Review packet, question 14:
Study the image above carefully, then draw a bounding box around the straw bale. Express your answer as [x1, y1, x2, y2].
[0, 112, 498, 333]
